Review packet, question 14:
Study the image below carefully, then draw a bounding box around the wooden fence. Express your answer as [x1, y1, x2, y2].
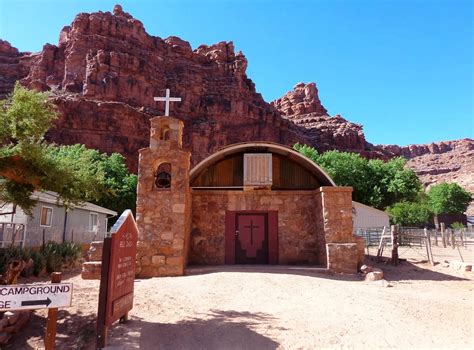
[354, 224, 471, 265]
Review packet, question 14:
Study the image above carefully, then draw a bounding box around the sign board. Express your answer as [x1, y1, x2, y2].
[97, 209, 138, 328]
[0, 283, 73, 311]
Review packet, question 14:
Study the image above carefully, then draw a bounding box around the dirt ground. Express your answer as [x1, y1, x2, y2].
[5, 247, 474, 350]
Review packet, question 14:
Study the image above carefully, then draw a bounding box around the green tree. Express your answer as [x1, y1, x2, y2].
[294, 143, 423, 209]
[387, 201, 431, 226]
[48, 145, 137, 216]
[0, 84, 105, 213]
[428, 182, 471, 215]
[367, 157, 422, 208]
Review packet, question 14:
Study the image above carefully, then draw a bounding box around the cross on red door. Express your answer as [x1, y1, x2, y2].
[244, 220, 259, 245]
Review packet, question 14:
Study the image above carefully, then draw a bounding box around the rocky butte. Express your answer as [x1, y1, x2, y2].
[0, 5, 472, 213]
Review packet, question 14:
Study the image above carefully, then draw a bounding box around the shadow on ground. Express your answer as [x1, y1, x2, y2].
[5, 309, 97, 350]
[186, 261, 470, 282]
[108, 309, 283, 350]
[366, 257, 470, 282]
[185, 265, 363, 282]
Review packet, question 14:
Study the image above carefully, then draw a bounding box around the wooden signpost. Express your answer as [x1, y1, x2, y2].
[0, 280, 72, 311]
[0, 272, 70, 350]
[96, 210, 138, 349]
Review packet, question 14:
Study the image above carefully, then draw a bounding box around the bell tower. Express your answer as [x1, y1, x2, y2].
[136, 116, 191, 277]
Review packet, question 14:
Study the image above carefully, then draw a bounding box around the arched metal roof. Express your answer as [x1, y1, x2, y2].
[190, 142, 336, 186]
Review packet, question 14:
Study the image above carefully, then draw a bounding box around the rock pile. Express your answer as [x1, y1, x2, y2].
[360, 264, 385, 281]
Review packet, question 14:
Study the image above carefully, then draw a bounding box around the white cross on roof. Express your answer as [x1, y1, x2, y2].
[153, 89, 182, 116]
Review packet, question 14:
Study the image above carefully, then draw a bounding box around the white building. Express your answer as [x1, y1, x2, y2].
[0, 191, 117, 247]
[352, 201, 390, 229]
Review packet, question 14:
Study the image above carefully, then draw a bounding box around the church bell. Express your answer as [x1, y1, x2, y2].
[155, 171, 171, 188]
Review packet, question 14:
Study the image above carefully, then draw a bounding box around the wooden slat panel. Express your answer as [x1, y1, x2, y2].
[272, 154, 320, 190]
[191, 154, 243, 187]
[243, 153, 273, 186]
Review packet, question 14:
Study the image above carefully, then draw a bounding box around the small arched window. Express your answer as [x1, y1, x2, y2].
[161, 128, 171, 141]
[155, 163, 172, 189]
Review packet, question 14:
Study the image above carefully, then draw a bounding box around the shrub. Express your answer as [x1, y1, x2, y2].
[428, 183, 472, 215]
[451, 222, 466, 230]
[0, 245, 31, 278]
[387, 201, 432, 227]
[29, 249, 46, 276]
[0, 241, 82, 278]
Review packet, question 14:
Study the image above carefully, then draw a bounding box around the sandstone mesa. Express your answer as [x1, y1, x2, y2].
[0, 5, 472, 212]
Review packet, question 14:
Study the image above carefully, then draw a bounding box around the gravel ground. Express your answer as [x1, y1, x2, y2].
[6, 252, 474, 350]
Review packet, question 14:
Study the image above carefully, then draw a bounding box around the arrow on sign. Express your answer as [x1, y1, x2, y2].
[21, 297, 52, 307]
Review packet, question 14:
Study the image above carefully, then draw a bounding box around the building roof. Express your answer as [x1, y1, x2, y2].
[189, 142, 336, 186]
[352, 201, 389, 217]
[30, 191, 117, 216]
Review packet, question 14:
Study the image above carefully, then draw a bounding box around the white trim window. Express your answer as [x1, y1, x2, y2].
[40, 206, 53, 227]
[89, 212, 99, 232]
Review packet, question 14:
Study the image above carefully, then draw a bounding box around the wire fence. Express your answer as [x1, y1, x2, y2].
[354, 225, 474, 264]
[0, 222, 26, 248]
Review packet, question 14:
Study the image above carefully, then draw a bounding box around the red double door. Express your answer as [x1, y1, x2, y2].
[225, 211, 278, 264]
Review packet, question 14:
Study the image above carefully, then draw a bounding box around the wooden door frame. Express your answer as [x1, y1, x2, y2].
[225, 210, 278, 264]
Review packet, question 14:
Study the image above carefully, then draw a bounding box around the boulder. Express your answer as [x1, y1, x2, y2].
[365, 268, 384, 281]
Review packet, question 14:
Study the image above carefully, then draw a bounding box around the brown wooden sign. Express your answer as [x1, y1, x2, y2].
[97, 210, 138, 348]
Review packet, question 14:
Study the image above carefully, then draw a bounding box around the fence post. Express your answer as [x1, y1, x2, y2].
[424, 228, 434, 266]
[460, 229, 465, 248]
[376, 226, 387, 261]
[440, 223, 446, 248]
[450, 228, 456, 249]
[391, 225, 399, 265]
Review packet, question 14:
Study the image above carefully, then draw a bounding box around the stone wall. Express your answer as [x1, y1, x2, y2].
[317, 187, 364, 272]
[190, 189, 325, 265]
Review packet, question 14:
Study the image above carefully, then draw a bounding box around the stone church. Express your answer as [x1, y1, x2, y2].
[135, 116, 364, 277]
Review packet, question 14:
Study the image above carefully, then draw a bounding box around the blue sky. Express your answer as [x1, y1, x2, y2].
[0, 0, 472, 146]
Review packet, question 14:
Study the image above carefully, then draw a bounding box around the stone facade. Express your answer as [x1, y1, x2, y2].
[135, 116, 362, 276]
[191, 190, 324, 265]
[190, 187, 362, 273]
[135, 117, 191, 277]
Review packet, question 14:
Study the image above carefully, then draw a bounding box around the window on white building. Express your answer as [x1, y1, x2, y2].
[40, 206, 53, 227]
[89, 213, 99, 231]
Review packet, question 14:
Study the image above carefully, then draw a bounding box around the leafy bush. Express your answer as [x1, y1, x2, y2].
[29, 249, 46, 276]
[387, 201, 432, 226]
[58, 241, 81, 267]
[0, 245, 31, 277]
[428, 182, 472, 215]
[451, 222, 466, 230]
[40, 241, 81, 273]
[0, 241, 82, 278]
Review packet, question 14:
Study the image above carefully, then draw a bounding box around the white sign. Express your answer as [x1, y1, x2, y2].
[0, 283, 73, 311]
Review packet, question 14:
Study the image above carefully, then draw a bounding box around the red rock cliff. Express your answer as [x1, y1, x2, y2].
[1, 5, 471, 212]
[2, 5, 375, 170]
